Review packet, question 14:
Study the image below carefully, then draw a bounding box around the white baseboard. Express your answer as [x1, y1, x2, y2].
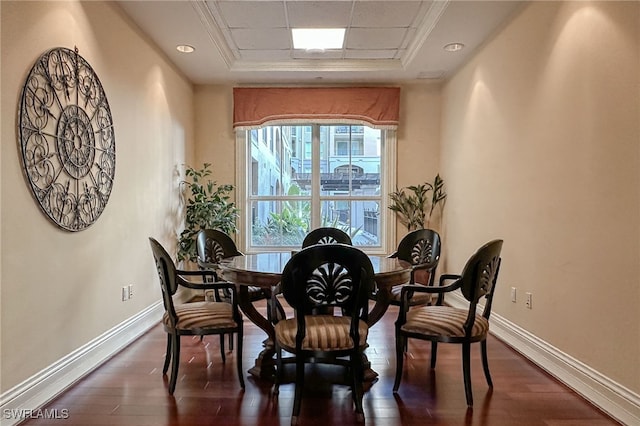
[0, 302, 163, 426]
[446, 292, 640, 426]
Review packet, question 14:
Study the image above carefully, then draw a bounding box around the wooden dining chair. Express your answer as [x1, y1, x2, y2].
[386, 229, 441, 307]
[149, 237, 245, 394]
[197, 229, 286, 331]
[196, 229, 267, 303]
[393, 239, 503, 407]
[301, 227, 352, 247]
[273, 243, 375, 424]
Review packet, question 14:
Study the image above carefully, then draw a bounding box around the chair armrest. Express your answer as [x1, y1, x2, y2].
[400, 280, 461, 299]
[438, 274, 461, 285]
[176, 273, 234, 292]
[177, 269, 215, 277]
[434, 274, 461, 304]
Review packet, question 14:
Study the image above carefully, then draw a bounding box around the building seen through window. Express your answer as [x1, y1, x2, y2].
[243, 124, 387, 250]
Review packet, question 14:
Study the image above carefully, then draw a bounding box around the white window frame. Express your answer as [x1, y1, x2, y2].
[235, 125, 397, 255]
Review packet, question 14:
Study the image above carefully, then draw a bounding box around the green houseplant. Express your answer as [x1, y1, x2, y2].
[389, 174, 447, 231]
[177, 163, 239, 263]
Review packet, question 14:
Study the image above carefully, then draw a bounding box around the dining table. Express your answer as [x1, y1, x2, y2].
[218, 251, 412, 380]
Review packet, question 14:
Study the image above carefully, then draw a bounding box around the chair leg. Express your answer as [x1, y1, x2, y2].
[462, 342, 473, 407]
[229, 333, 234, 351]
[162, 333, 172, 375]
[393, 333, 405, 392]
[168, 334, 180, 395]
[291, 358, 305, 425]
[274, 343, 283, 395]
[351, 353, 365, 423]
[481, 339, 493, 388]
[219, 334, 226, 363]
[236, 329, 245, 389]
[276, 300, 286, 322]
[430, 341, 438, 369]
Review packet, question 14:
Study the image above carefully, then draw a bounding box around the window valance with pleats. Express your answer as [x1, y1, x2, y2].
[232, 87, 400, 130]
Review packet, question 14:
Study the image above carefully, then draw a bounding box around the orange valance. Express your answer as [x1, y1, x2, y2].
[233, 87, 400, 130]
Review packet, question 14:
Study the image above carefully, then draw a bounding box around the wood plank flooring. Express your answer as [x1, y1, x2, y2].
[21, 301, 619, 425]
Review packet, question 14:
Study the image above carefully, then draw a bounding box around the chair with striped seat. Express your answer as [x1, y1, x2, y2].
[196, 229, 270, 348]
[149, 237, 244, 394]
[273, 243, 374, 425]
[393, 239, 503, 407]
[384, 229, 441, 307]
[197, 229, 267, 304]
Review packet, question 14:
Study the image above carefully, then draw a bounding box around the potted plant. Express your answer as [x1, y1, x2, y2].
[177, 163, 239, 263]
[388, 174, 447, 231]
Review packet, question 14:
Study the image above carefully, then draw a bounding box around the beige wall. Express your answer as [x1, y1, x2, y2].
[441, 1, 639, 393]
[0, 1, 194, 391]
[396, 83, 443, 236]
[194, 86, 236, 183]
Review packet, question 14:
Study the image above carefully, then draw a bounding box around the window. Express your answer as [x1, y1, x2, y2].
[236, 124, 396, 254]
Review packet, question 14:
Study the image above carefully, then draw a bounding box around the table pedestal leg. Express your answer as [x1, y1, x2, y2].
[248, 342, 276, 379]
[237, 286, 278, 379]
[361, 290, 393, 381]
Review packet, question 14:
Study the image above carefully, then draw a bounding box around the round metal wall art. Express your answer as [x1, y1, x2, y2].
[18, 47, 115, 231]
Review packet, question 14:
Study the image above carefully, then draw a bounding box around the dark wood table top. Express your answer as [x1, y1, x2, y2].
[220, 251, 411, 289]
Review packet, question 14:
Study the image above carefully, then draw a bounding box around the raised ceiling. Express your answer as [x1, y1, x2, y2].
[117, 0, 525, 85]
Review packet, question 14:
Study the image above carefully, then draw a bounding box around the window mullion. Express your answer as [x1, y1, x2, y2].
[311, 124, 321, 229]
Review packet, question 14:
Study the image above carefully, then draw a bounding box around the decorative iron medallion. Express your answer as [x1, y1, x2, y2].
[18, 47, 115, 231]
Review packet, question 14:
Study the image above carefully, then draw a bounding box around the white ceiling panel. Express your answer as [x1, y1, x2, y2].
[351, 1, 424, 28]
[230, 28, 291, 49]
[215, 1, 286, 28]
[286, 2, 354, 28]
[347, 28, 409, 50]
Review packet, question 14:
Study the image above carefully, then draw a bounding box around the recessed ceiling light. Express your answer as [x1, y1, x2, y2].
[443, 42, 465, 52]
[176, 44, 195, 53]
[292, 28, 345, 51]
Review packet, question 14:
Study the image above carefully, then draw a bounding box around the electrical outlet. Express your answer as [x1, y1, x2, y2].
[510, 287, 517, 303]
[205, 290, 215, 302]
[121, 287, 128, 301]
[525, 292, 532, 309]
[128, 284, 134, 299]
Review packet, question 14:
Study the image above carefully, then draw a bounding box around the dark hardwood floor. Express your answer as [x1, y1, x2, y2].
[22, 301, 618, 425]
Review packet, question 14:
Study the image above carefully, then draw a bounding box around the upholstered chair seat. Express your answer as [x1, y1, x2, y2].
[275, 315, 368, 352]
[163, 301, 238, 331]
[401, 305, 489, 338]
